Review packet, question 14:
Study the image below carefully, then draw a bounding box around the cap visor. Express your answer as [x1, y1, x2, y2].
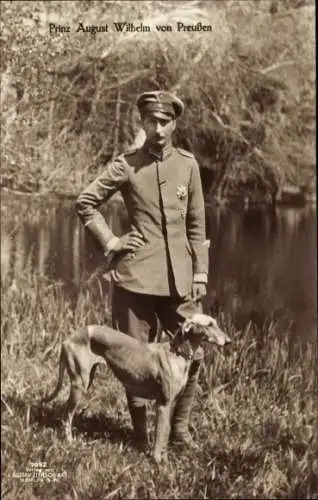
[145, 111, 175, 120]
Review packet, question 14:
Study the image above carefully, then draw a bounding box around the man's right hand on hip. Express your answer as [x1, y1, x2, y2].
[107, 229, 145, 255]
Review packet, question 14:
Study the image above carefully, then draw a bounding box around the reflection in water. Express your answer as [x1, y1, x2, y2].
[1, 193, 316, 341]
[206, 205, 317, 340]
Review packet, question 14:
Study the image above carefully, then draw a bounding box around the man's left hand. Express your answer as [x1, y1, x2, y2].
[191, 282, 207, 303]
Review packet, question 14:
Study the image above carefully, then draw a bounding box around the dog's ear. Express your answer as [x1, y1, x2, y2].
[181, 319, 194, 335]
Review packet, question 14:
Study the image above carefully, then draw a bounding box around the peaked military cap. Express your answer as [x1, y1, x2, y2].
[137, 91, 184, 119]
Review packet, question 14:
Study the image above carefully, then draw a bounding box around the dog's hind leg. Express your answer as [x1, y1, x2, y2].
[63, 347, 92, 441]
[87, 364, 98, 391]
[64, 378, 86, 441]
[42, 345, 67, 403]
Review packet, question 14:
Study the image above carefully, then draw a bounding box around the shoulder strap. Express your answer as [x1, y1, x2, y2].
[176, 147, 195, 158]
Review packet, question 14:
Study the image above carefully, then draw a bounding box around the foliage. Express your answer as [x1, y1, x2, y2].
[1, 270, 317, 499]
[0, 0, 315, 199]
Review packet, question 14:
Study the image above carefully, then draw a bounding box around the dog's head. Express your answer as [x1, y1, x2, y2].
[182, 313, 231, 347]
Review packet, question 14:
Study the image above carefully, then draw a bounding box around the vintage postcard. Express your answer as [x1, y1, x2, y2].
[1, 1, 316, 498]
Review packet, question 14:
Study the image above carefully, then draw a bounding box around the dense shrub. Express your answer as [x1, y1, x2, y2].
[1, 0, 315, 198]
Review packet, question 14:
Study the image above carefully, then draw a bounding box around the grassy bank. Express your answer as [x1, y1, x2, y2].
[1, 270, 317, 499]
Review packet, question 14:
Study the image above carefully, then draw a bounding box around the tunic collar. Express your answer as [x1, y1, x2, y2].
[143, 141, 173, 161]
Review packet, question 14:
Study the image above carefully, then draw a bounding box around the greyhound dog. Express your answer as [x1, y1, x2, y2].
[43, 313, 231, 463]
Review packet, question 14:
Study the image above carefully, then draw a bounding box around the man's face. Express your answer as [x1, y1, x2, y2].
[141, 114, 176, 149]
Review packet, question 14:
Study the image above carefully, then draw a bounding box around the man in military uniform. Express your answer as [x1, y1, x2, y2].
[76, 91, 209, 448]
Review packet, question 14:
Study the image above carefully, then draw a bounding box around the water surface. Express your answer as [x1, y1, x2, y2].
[1, 192, 316, 341]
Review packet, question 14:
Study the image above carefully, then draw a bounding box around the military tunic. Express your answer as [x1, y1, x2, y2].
[76, 144, 208, 297]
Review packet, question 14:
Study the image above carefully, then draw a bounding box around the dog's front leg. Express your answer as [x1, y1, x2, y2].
[153, 403, 172, 464]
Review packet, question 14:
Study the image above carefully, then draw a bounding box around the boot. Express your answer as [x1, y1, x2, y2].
[170, 360, 201, 446]
[126, 393, 148, 450]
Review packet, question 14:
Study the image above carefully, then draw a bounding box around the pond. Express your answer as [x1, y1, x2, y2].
[1, 192, 316, 341]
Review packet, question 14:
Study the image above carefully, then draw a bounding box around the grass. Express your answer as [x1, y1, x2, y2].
[1, 270, 317, 499]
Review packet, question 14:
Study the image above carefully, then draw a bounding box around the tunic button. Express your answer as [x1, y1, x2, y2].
[180, 208, 186, 219]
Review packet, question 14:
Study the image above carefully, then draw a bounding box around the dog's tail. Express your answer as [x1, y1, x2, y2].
[42, 344, 67, 403]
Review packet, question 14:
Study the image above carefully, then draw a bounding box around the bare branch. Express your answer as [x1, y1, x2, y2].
[259, 60, 296, 75]
[112, 87, 122, 160]
[172, 43, 209, 93]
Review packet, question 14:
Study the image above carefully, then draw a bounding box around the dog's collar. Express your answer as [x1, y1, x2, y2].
[172, 342, 194, 361]
[170, 329, 194, 361]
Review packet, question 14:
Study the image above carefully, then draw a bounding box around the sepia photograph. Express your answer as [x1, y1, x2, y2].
[1, 0, 316, 498]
